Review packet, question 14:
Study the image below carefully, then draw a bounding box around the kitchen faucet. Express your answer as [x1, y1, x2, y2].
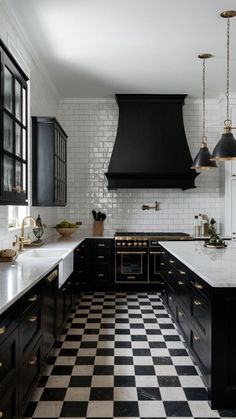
[13, 216, 37, 251]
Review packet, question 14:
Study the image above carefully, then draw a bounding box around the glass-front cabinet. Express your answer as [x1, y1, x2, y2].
[0, 40, 28, 204]
[32, 117, 67, 206]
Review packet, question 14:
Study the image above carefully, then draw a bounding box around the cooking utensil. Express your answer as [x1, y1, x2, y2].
[97, 211, 102, 220]
[92, 210, 97, 221]
[100, 213, 106, 221]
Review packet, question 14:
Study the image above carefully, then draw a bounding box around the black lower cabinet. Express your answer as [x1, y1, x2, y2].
[160, 246, 236, 409]
[41, 269, 57, 360]
[0, 382, 18, 419]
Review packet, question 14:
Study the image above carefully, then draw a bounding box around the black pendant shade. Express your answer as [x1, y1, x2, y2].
[191, 145, 217, 170]
[211, 132, 236, 161]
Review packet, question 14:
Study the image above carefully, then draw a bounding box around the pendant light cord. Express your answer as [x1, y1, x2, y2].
[202, 57, 206, 141]
[226, 17, 230, 122]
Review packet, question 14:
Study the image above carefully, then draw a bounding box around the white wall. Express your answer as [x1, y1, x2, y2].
[0, 1, 60, 249]
[57, 98, 222, 237]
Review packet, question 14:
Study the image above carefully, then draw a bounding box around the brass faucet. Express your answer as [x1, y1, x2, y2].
[17, 216, 37, 251]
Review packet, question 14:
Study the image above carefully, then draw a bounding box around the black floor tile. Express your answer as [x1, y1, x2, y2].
[51, 365, 73, 375]
[175, 365, 198, 376]
[90, 387, 114, 400]
[184, 387, 208, 400]
[40, 387, 67, 401]
[158, 375, 181, 387]
[114, 401, 139, 417]
[164, 400, 192, 417]
[152, 356, 173, 365]
[69, 375, 92, 387]
[93, 365, 114, 375]
[115, 356, 134, 365]
[60, 401, 88, 417]
[134, 365, 155, 375]
[114, 375, 136, 387]
[75, 356, 95, 365]
[137, 387, 161, 400]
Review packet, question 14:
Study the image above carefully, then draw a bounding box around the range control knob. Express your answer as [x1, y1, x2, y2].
[117, 242, 121, 246]
[133, 242, 138, 246]
[143, 242, 147, 246]
[138, 242, 143, 246]
[128, 242, 132, 246]
[122, 242, 126, 246]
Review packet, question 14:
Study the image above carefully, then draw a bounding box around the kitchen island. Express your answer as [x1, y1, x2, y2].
[159, 240, 236, 409]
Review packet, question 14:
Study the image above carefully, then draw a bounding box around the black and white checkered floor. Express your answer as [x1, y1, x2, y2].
[25, 292, 236, 418]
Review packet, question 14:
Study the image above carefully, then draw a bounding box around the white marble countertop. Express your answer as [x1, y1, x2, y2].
[159, 240, 236, 288]
[0, 233, 87, 315]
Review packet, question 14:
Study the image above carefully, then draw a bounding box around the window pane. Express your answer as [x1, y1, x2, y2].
[4, 155, 14, 192]
[15, 161, 21, 189]
[15, 79, 22, 121]
[4, 113, 13, 153]
[22, 163, 26, 192]
[22, 87, 26, 126]
[22, 128, 26, 160]
[15, 123, 21, 157]
[4, 66, 13, 113]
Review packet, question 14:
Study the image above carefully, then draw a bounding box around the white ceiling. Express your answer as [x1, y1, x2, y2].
[8, 0, 236, 98]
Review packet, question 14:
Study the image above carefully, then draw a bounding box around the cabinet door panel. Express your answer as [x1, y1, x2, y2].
[0, 384, 18, 419]
[0, 328, 18, 388]
[4, 66, 13, 113]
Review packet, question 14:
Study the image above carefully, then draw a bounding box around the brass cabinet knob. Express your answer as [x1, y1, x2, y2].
[193, 335, 200, 341]
[195, 282, 203, 290]
[168, 296, 172, 301]
[0, 326, 6, 335]
[193, 300, 202, 306]
[178, 311, 183, 317]
[28, 294, 38, 302]
[28, 356, 37, 366]
[28, 315, 37, 323]
[98, 273, 104, 277]
[178, 270, 186, 275]
[0, 362, 2, 368]
[178, 281, 184, 285]
[46, 270, 57, 283]
[0, 411, 3, 418]
[168, 271, 173, 275]
[76, 248, 80, 252]
[169, 260, 175, 264]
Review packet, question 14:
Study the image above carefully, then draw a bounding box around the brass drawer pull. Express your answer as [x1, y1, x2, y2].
[76, 248, 80, 252]
[169, 259, 175, 264]
[0, 326, 5, 335]
[28, 356, 37, 366]
[149, 251, 165, 255]
[193, 335, 200, 341]
[168, 296, 172, 301]
[0, 411, 3, 418]
[28, 315, 37, 323]
[195, 282, 203, 290]
[194, 300, 202, 306]
[178, 270, 186, 275]
[67, 281, 72, 285]
[127, 276, 135, 279]
[168, 271, 173, 275]
[178, 281, 184, 285]
[28, 294, 38, 302]
[117, 251, 146, 255]
[46, 270, 57, 283]
[160, 262, 165, 266]
[98, 243, 105, 247]
[98, 273, 104, 277]
[98, 255, 104, 259]
[178, 311, 183, 317]
[0, 362, 2, 368]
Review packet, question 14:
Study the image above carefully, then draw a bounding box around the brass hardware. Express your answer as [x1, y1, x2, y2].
[178, 311, 183, 317]
[27, 356, 37, 366]
[193, 335, 200, 341]
[28, 315, 37, 323]
[149, 251, 165, 255]
[168, 271, 173, 274]
[98, 243, 105, 247]
[168, 296, 172, 301]
[76, 248, 80, 252]
[98, 255, 104, 259]
[67, 281, 72, 285]
[178, 281, 184, 285]
[194, 300, 202, 306]
[160, 262, 165, 266]
[220, 10, 236, 18]
[198, 53, 213, 59]
[178, 270, 186, 275]
[195, 282, 203, 290]
[0, 411, 3, 418]
[62, 288, 66, 292]
[28, 294, 38, 302]
[98, 273, 104, 277]
[46, 270, 57, 283]
[169, 260, 175, 264]
[127, 276, 136, 279]
[0, 326, 5, 335]
[0, 362, 2, 368]
[20, 216, 37, 250]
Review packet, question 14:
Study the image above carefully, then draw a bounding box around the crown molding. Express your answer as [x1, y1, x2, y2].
[1, 0, 60, 101]
[60, 98, 116, 104]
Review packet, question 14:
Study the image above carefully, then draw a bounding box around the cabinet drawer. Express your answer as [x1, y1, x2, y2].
[90, 248, 113, 263]
[0, 384, 18, 419]
[190, 328, 209, 375]
[190, 275, 209, 300]
[176, 306, 190, 342]
[20, 339, 41, 408]
[20, 304, 41, 357]
[93, 271, 113, 282]
[191, 293, 210, 340]
[0, 307, 17, 344]
[90, 239, 113, 249]
[0, 327, 18, 389]
[20, 285, 42, 316]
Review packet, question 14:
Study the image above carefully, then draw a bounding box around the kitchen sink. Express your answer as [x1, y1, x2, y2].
[18, 249, 68, 258]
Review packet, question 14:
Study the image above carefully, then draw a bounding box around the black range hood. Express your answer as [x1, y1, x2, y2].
[105, 94, 198, 190]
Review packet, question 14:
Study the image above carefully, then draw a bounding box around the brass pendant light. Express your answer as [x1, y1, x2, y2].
[211, 10, 236, 161]
[191, 54, 217, 170]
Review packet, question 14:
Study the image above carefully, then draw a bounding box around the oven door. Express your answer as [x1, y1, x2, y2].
[149, 250, 166, 283]
[115, 250, 148, 282]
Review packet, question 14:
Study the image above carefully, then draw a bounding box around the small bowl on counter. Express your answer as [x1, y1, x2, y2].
[55, 227, 78, 237]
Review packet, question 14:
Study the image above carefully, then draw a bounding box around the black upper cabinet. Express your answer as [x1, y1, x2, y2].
[32, 117, 67, 206]
[0, 40, 28, 205]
